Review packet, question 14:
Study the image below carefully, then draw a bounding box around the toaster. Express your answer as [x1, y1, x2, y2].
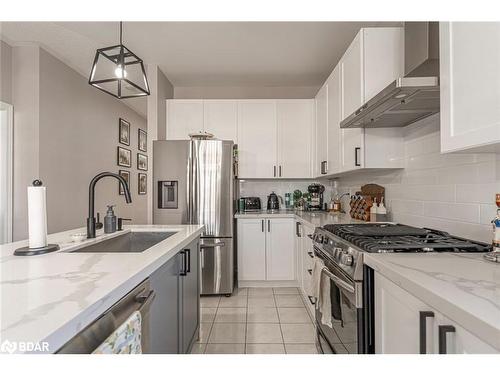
[242, 197, 261, 212]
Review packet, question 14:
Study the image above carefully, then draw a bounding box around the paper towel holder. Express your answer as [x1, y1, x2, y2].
[14, 179, 60, 256]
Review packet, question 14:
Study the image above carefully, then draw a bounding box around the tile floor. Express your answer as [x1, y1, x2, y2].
[191, 287, 318, 354]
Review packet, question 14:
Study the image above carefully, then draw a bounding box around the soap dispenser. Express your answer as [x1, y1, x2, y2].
[104, 205, 117, 234]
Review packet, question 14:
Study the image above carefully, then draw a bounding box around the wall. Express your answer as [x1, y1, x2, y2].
[174, 86, 319, 99]
[8, 43, 148, 240]
[0, 40, 12, 103]
[147, 65, 174, 223]
[336, 114, 499, 243]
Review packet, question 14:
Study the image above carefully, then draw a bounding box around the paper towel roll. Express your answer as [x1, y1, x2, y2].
[28, 183, 48, 249]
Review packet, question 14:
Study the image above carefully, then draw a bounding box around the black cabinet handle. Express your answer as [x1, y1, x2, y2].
[296, 222, 302, 237]
[279, 165, 282, 177]
[273, 166, 276, 177]
[267, 220, 270, 232]
[307, 295, 316, 305]
[419, 311, 435, 354]
[355, 147, 361, 167]
[307, 269, 312, 275]
[307, 252, 314, 259]
[438, 325, 455, 354]
[261, 219, 265, 232]
[179, 251, 187, 276]
[185, 248, 191, 273]
[321, 161, 328, 174]
[307, 234, 313, 239]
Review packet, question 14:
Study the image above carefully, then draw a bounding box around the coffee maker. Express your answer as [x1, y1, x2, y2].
[307, 184, 325, 211]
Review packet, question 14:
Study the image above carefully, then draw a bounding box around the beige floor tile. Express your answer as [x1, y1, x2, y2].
[273, 287, 300, 295]
[281, 323, 316, 344]
[278, 308, 312, 323]
[246, 343, 285, 354]
[246, 323, 283, 344]
[190, 343, 207, 354]
[201, 307, 217, 323]
[205, 344, 245, 354]
[275, 294, 304, 307]
[200, 296, 221, 308]
[208, 323, 246, 343]
[215, 307, 247, 323]
[199, 323, 213, 343]
[219, 295, 248, 308]
[285, 344, 318, 354]
[247, 307, 279, 323]
[232, 287, 248, 296]
[248, 287, 274, 297]
[247, 296, 276, 308]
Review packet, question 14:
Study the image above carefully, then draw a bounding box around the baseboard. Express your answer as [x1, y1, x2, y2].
[238, 280, 299, 288]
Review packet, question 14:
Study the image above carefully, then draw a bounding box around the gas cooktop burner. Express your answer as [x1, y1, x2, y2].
[322, 223, 491, 253]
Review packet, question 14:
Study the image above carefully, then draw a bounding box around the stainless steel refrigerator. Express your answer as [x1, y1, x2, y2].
[153, 140, 237, 295]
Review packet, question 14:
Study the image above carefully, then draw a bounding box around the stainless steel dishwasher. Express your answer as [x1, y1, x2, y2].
[57, 279, 155, 354]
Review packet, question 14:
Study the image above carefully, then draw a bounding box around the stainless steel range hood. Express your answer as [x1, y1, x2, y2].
[340, 22, 440, 129]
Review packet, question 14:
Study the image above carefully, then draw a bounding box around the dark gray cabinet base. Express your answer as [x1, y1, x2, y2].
[149, 237, 200, 353]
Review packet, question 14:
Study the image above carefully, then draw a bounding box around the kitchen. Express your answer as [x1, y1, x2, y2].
[0, 3, 499, 372]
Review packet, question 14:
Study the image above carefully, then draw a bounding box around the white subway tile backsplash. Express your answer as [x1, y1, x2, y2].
[337, 115, 499, 243]
[423, 202, 480, 223]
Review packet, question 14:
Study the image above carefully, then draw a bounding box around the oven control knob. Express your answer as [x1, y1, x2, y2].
[340, 253, 354, 266]
[334, 247, 342, 258]
[322, 236, 329, 244]
[316, 234, 323, 243]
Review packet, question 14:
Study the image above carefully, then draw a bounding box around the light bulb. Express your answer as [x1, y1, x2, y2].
[114, 65, 127, 79]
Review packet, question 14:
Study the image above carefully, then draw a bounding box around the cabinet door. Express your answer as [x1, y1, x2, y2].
[295, 221, 303, 289]
[181, 239, 200, 353]
[375, 272, 432, 354]
[341, 31, 364, 121]
[315, 85, 328, 176]
[166, 100, 204, 140]
[440, 22, 500, 153]
[266, 218, 295, 281]
[203, 100, 238, 142]
[327, 66, 341, 175]
[277, 99, 313, 178]
[237, 101, 278, 178]
[149, 253, 181, 353]
[340, 127, 363, 171]
[237, 219, 267, 281]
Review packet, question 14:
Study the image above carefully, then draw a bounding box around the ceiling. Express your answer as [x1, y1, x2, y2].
[0, 21, 402, 117]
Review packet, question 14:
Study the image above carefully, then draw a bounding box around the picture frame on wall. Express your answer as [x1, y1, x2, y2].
[137, 153, 148, 171]
[117, 146, 132, 167]
[138, 173, 147, 195]
[119, 118, 130, 146]
[118, 170, 130, 195]
[138, 128, 147, 152]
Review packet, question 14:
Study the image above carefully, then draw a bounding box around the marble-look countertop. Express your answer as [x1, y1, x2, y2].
[0, 224, 204, 353]
[364, 252, 500, 351]
[235, 210, 364, 228]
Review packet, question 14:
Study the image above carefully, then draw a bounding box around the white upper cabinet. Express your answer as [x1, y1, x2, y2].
[327, 66, 341, 175]
[277, 99, 314, 178]
[166, 100, 204, 140]
[314, 84, 329, 177]
[440, 22, 500, 153]
[166, 100, 238, 142]
[339, 27, 404, 173]
[203, 100, 238, 142]
[237, 100, 278, 179]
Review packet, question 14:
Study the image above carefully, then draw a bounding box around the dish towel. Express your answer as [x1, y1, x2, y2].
[308, 258, 333, 328]
[93, 311, 142, 354]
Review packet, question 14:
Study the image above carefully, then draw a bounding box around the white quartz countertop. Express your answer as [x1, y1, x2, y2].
[0, 224, 204, 353]
[364, 252, 500, 350]
[235, 210, 363, 227]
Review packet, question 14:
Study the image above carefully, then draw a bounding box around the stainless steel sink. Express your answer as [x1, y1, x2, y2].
[72, 232, 175, 253]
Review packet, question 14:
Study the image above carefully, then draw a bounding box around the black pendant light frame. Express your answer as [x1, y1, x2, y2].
[89, 22, 150, 99]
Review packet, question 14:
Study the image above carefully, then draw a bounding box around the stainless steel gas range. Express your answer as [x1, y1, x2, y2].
[311, 223, 492, 354]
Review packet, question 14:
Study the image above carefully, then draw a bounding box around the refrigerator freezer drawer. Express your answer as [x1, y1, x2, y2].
[200, 238, 234, 295]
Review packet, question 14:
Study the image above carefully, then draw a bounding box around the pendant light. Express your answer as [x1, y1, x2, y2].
[88, 22, 150, 99]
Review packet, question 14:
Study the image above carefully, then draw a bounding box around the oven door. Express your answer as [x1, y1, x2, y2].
[314, 252, 359, 354]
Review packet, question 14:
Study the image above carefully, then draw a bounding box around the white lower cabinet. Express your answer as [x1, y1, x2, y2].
[237, 218, 295, 282]
[301, 224, 316, 316]
[375, 271, 497, 354]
